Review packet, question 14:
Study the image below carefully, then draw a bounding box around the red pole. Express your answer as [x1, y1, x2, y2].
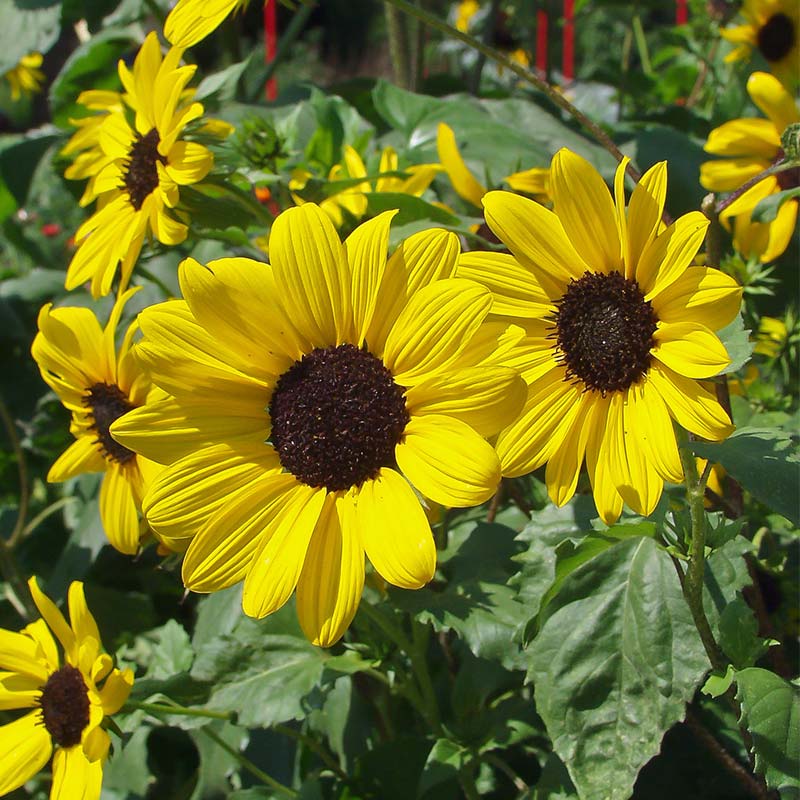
[264, 0, 277, 101]
[536, 8, 548, 75]
[562, 0, 574, 82]
[676, 0, 688, 25]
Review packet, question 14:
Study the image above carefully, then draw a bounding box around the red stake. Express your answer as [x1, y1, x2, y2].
[676, 0, 688, 25]
[536, 7, 548, 75]
[264, 0, 277, 101]
[563, 0, 574, 82]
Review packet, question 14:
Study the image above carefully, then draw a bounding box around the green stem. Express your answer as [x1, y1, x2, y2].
[631, 13, 652, 75]
[200, 725, 298, 798]
[409, 621, 442, 734]
[468, 0, 501, 94]
[715, 159, 800, 216]
[677, 434, 726, 672]
[701, 193, 723, 269]
[273, 723, 348, 781]
[385, 1, 412, 89]
[380, 0, 639, 180]
[124, 699, 233, 721]
[21, 496, 74, 542]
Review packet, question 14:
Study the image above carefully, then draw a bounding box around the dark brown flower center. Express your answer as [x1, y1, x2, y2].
[39, 665, 90, 748]
[552, 270, 658, 395]
[773, 148, 800, 191]
[757, 13, 795, 63]
[269, 344, 409, 491]
[123, 128, 166, 211]
[84, 382, 136, 464]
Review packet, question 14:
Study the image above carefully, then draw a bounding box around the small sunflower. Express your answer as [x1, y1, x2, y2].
[165, 0, 249, 48]
[700, 71, 799, 263]
[111, 205, 525, 646]
[437, 122, 550, 210]
[457, 149, 742, 523]
[3, 52, 45, 100]
[0, 577, 133, 799]
[721, 0, 800, 88]
[66, 32, 215, 298]
[31, 289, 163, 555]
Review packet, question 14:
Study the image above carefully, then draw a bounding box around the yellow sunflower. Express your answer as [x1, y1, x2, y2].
[31, 289, 163, 555]
[165, 0, 249, 48]
[290, 145, 441, 229]
[457, 149, 742, 523]
[0, 577, 133, 799]
[701, 71, 799, 264]
[721, 0, 799, 88]
[437, 122, 550, 210]
[4, 52, 45, 100]
[66, 32, 214, 298]
[111, 205, 525, 646]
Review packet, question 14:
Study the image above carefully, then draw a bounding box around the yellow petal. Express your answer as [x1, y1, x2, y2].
[165, 141, 213, 185]
[98, 667, 134, 715]
[404, 366, 526, 436]
[627, 161, 667, 275]
[0, 628, 49, 682]
[703, 118, 781, 159]
[67, 582, 101, 653]
[436, 122, 486, 207]
[165, 0, 240, 47]
[28, 577, 76, 660]
[699, 157, 766, 193]
[550, 148, 621, 273]
[652, 322, 731, 378]
[631, 379, 683, 484]
[652, 266, 742, 331]
[99, 465, 140, 555]
[182, 473, 298, 592]
[649, 362, 734, 441]
[355, 468, 435, 589]
[395, 414, 500, 507]
[242, 484, 326, 619]
[48, 438, 106, 483]
[269, 204, 352, 347]
[296, 492, 365, 646]
[584, 394, 624, 524]
[746, 71, 800, 133]
[482, 190, 586, 298]
[383, 279, 492, 384]
[0, 712, 52, 796]
[638, 212, 709, 298]
[455, 251, 551, 317]
[749, 195, 798, 263]
[51, 744, 103, 800]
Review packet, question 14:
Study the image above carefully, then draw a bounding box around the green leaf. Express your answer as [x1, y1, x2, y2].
[0, 0, 61, 75]
[717, 313, 754, 375]
[702, 664, 736, 698]
[736, 668, 800, 792]
[751, 186, 800, 224]
[418, 738, 468, 796]
[692, 427, 800, 525]
[194, 56, 252, 105]
[718, 597, 770, 669]
[529, 536, 710, 800]
[366, 192, 461, 227]
[0, 129, 60, 210]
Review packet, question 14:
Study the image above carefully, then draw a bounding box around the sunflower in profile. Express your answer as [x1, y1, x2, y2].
[3, 52, 45, 100]
[457, 149, 742, 523]
[721, 0, 799, 88]
[165, 0, 248, 48]
[66, 32, 215, 298]
[700, 71, 799, 263]
[437, 122, 550, 211]
[0, 577, 133, 799]
[31, 289, 163, 555]
[112, 205, 525, 646]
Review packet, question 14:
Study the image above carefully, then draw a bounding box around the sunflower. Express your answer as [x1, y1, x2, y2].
[3, 52, 45, 100]
[0, 577, 133, 799]
[31, 289, 163, 555]
[165, 0, 249, 48]
[111, 204, 525, 646]
[437, 122, 550, 210]
[721, 0, 799, 88]
[66, 32, 215, 298]
[700, 71, 799, 263]
[457, 149, 742, 523]
[290, 145, 441, 229]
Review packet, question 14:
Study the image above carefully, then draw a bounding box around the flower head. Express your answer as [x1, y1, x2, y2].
[458, 149, 742, 523]
[66, 32, 216, 297]
[700, 71, 799, 263]
[721, 0, 799, 88]
[165, 0, 248, 48]
[4, 52, 45, 100]
[31, 289, 163, 555]
[111, 205, 525, 645]
[0, 577, 133, 799]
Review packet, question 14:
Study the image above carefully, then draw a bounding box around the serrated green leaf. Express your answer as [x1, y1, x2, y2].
[737, 668, 800, 792]
[751, 187, 800, 223]
[529, 536, 710, 800]
[718, 597, 770, 669]
[717, 313, 753, 375]
[692, 427, 800, 525]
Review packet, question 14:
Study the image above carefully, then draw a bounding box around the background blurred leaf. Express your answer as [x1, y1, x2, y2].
[0, 0, 61, 75]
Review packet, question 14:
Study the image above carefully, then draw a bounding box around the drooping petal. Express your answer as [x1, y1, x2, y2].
[584, 395, 624, 524]
[651, 322, 731, 379]
[98, 465, 141, 555]
[436, 122, 486, 207]
[746, 71, 800, 134]
[395, 414, 500, 507]
[702, 118, 781, 158]
[50, 744, 103, 800]
[0, 628, 49, 681]
[550, 148, 621, 273]
[28, 577, 76, 660]
[296, 492, 365, 647]
[47, 438, 106, 483]
[98, 668, 134, 715]
[242, 484, 326, 619]
[165, 141, 213, 185]
[630, 379, 683, 484]
[0, 712, 53, 796]
[355, 468, 435, 589]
